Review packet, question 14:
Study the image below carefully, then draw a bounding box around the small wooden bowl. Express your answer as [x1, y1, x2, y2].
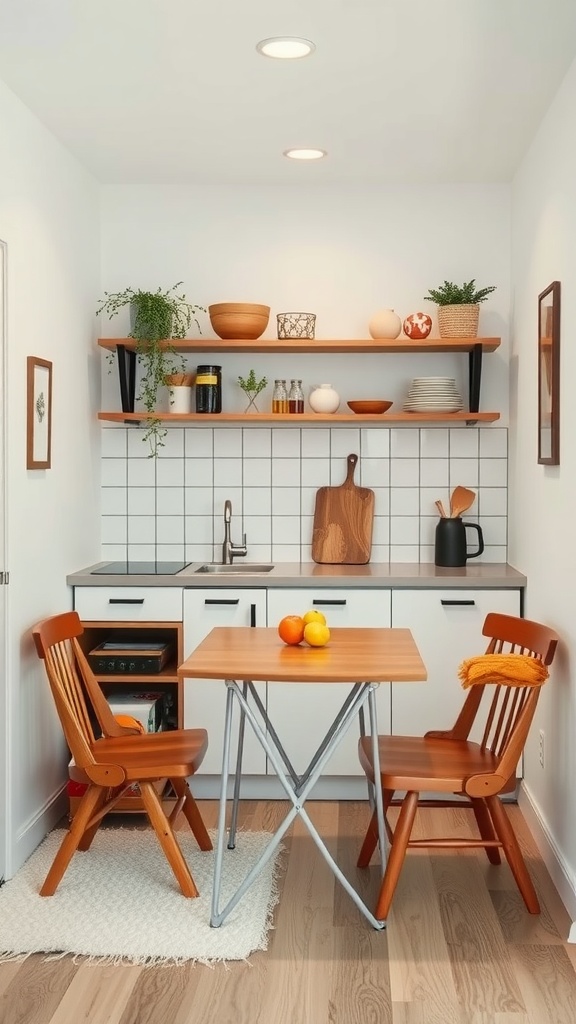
[209, 303, 270, 340]
[347, 400, 393, 415]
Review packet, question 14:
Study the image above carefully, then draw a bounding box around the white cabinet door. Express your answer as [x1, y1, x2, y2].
[182, 588, 267, 774]
[266, 589, 392, 777]
[391, 589, 521, 737]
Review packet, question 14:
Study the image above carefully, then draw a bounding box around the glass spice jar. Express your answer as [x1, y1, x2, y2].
[195, 364, 222, 414]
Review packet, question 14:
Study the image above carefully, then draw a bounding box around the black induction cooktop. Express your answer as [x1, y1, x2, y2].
[91, 561, 191, 575]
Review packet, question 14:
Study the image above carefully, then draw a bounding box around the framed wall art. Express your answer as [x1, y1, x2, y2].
[538, 281, 560, 466]
[26, 356, 52, 470]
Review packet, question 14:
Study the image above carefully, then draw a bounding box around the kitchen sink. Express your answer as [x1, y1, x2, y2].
[195, 563, 275, 575]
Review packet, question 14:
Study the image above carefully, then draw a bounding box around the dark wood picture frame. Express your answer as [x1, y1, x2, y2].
[538, 281, 560, 466]
[26, 356, 52, 470]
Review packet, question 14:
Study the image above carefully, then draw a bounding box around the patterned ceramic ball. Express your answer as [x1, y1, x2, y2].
[403, 312, 433, 340]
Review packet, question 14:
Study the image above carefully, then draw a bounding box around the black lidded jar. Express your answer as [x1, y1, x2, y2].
[195, 365, 222, 413]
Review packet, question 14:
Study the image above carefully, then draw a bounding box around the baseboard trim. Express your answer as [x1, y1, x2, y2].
[10, 785, 68, 880]
[518, 781, 576, 941]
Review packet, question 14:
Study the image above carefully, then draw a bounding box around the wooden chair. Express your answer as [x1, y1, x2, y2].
[33, 610, 212, 898]
[357, 612, 559, 919]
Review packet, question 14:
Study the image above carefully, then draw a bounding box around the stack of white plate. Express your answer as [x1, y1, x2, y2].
[404, 377, 463, 413]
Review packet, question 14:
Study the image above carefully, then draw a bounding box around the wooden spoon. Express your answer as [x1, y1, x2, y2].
[450, 485, 476, 518]
[435, 499, 448, 518]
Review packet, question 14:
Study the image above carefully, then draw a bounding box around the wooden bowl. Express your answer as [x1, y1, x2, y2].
[347, 400, 393, 415]
[209, 303, 270, 340]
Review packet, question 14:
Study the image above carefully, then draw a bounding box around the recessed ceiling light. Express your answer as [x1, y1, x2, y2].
[284, 148, 327, 161]
[256, 37, 315, 59]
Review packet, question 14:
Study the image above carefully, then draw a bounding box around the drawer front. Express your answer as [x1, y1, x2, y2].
[74, 587, 183, 622]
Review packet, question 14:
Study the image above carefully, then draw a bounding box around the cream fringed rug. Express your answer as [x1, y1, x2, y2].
[0, 828, 283, 965]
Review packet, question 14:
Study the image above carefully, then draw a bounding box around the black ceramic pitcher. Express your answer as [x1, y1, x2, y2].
[434, 517, 484, 567]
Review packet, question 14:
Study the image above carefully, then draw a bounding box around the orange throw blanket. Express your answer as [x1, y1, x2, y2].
[458, 653, 549, 689]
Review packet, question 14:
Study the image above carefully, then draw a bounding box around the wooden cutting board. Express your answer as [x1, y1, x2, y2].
[312, 453, 374, 564]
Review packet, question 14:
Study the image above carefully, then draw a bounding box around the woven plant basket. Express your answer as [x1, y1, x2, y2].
[437, 303, 479, 338]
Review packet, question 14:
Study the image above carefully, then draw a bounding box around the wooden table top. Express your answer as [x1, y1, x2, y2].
[178, 626, 427, 684]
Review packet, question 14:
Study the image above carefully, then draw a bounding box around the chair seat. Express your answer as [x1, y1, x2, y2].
[89, 728, 209, 782]
[358, 734, 500, 793]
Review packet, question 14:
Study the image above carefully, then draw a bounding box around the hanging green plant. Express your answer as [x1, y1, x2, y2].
[96, 283, 205, 455]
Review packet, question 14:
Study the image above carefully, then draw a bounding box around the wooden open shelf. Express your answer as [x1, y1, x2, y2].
[98, 410, 500, 424]
[99, 336, 501, 424]
[98, 336, 501, 354]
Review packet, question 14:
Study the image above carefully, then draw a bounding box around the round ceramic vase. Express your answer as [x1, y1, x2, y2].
[309, 384, 340, 414]
[368, 309, 402, 340]
[403, 312, 433, 340]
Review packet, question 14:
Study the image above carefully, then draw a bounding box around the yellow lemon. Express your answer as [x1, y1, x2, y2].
[302, 609, 327, 626]
[303, 622, 331, 647]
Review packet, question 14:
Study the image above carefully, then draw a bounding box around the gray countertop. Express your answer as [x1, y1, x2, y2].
[67, 561, 527, 589]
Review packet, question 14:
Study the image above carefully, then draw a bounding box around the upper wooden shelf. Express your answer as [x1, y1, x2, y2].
[98, 337, 501, 355]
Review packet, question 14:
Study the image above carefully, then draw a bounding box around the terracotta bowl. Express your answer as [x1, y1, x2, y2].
[209, 302, 270, 340]
[347, 400, 393, 415]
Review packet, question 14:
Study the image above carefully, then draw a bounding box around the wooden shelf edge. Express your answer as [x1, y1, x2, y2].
[98, 337, 501, 354]
[98, 411, 501, 424]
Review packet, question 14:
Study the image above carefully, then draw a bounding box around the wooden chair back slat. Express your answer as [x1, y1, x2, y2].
[43, 642, 96, 769]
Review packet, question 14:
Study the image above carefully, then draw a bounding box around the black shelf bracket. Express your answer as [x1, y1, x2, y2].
[466, 343, 483, 425]
[117, 344, 137, 417]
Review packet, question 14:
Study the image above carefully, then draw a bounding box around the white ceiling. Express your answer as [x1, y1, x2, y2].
[0, 0, 575, 186]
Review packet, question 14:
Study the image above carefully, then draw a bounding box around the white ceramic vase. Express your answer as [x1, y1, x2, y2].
[368, 309, 402, 340]
[309, 384, 340, 414]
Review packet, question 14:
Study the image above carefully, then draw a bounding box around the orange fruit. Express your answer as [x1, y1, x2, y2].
[278, 614, 305, 646]
[302, 609, 327, 626]
[303, 622, 331, 647]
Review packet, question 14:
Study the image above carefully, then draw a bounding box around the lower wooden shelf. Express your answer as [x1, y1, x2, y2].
[99, 410, 500, 424]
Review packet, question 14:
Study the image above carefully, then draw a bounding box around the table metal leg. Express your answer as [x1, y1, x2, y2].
[211, 684, 236, 928]
[210, 678, 386, 930]
[368, 686, 387, 878]
[227, 680, 248, 850]
[359, 704, 376, 812]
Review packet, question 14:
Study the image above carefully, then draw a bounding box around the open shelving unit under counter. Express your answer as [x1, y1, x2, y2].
[98, 336, 502, 426]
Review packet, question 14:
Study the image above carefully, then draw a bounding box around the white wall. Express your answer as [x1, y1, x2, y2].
[510, 56, 576, 923]
[0, 80, 101, 874]
[98, 184, 512, 566]
[99, 183, 511, 419]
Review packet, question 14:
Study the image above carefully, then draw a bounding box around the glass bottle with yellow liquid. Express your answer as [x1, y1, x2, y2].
[272, 379, 288, 414]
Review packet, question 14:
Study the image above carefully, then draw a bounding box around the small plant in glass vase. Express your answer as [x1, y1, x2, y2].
[96, 282, 205, 455]
[238, 369, 268, 413]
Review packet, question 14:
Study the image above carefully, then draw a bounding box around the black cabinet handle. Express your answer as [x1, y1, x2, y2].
[204, 598, 240, 606]
[250, 603, 256, 627]
[109, 598, 144, 605]
[312, 599, 347, 606]
[440, 599, 476, 606]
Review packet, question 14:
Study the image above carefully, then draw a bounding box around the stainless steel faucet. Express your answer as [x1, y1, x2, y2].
[222, 499, 247, 564]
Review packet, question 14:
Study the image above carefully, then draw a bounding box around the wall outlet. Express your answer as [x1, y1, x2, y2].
[539, 729, 545, 768]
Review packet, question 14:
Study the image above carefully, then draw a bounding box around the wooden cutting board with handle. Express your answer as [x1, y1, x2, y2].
[312, 453, 375, 564]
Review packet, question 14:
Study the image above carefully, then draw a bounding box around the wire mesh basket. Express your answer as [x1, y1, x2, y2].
[276, 312, 316, 340]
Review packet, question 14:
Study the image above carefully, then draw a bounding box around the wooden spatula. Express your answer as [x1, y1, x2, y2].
[450, 485, 476, 518]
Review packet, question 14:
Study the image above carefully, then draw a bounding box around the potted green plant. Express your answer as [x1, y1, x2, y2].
[238, 369, 268, 413]
[423, 279, 496, 338]
[96, 282, 205, 455]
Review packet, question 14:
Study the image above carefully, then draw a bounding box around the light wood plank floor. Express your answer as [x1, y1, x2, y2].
[1, 800, 575, 1024]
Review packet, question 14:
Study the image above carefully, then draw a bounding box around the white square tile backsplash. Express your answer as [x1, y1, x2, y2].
[101, 426, 509, 564]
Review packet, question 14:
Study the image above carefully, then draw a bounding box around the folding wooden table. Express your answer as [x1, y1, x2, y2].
[178, 625, 427, 929]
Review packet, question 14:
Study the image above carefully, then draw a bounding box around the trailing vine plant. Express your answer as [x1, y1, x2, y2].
[96, 283, 205, 455]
